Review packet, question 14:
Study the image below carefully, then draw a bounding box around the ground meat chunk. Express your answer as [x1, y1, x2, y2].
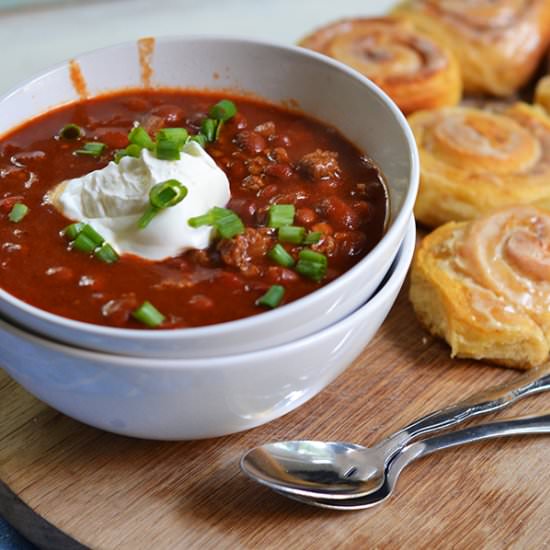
[217, 228, 274, 276]
[254, 121, 276, 137]
[297, 149, 340, 180]
[241, 174, 265, 191]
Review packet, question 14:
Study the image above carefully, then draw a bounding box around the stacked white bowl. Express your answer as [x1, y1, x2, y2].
[0, 38, 418, 439]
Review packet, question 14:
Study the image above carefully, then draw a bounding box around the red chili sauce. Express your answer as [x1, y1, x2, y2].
[0, 90, 388, 329]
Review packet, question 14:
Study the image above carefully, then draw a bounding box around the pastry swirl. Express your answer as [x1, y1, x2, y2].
[410, 103, 550, 227]
[299, 17, 461, 115]
[393, 0, 550, 96]
[410, 206, 550, 369]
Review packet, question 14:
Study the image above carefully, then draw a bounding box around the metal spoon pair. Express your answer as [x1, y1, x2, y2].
[241, 364, 550, 509]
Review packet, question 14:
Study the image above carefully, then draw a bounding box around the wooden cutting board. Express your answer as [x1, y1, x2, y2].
[1, 286, 550, 550]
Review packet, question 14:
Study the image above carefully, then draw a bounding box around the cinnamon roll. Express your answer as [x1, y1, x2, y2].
[410, 103, 550, 227]
[393, 0, 550, 96]
[299, 17, 461, 115]
[410, 206, 550, 369]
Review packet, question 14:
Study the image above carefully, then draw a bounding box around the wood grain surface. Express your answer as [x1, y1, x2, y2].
[1, 287, 550, 550]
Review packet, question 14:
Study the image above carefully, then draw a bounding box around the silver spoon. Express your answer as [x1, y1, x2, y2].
[241, 364, 550, 500]
[278, 412, 550, 510]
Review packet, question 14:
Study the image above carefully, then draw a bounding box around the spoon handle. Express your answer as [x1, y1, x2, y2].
[378, 363, 550, 462]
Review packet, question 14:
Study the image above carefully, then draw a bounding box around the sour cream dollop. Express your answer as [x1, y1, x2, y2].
[53, 142, 230, 261]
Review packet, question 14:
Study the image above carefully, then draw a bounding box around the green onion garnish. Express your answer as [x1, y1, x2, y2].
[188, 207, 245, 239]
[268, 244, 295, 268]
[156, 128, 188, 148]
[132, 301, 165, 328]
[200, 118, 218, 143]
[209, 99, 237, 122]
[268, 204, 295, 228]
[156, 138, 181, 161]
[303, 231, 322, 245]
[114, 143, 143, 163]
[63, 222, 85, 240]
[94, 243, 119, 264]
[278, 225, 306, 244]
[256, 285, 285, 309]
[59, 123, 84, 140]
[74, 142, 106, 158]
[128, 126, 155, 150]
[80, 223, 105, 247]
[188, 134, 207, 148]
[138, 179, 188, 229]
[8, 203, 28, 223]
[72, 232, 97, 254]
[295, 249, 328, 282]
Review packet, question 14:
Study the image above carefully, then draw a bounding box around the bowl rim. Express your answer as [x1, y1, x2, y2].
[0, 218, 415, 369]
[0, 35, 419, 341]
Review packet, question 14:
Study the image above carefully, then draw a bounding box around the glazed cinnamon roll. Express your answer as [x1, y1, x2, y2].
[410, 103, 550, 227]
[299, 17, 461, 115]
[410, 206, 550, 369]
[393, 0, 550, 96]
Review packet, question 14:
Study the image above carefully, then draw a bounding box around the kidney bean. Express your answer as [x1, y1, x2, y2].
[264, 163, 293, 179]
[228, 159, 247, 181]
[101, 293, 139, 326]
[334, 231, 367, 257]
[234, 131, 266, 154]
[321, 196, 361, 231]
[93, 128, 129, 149]
[296, 207, 316, 226]
[123, 97, 151, 112]
[271, 134, 291, 147]
[150, 104, 185, 124]
[266, 266, 299, 284]
[311, 222, 333, 235]
[258, 184, 279, 200]
[231, 112, 248, 130]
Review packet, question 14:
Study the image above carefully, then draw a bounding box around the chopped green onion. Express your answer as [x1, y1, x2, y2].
[200, 118, 218, 142]
[149, 179, 188, 209]
[138, 180, 188, 229]
[188, 134, 207, 148]
[137, 207, 159, 230]
[278, 225, 305, 244]
[114, 144, 142, 163]
[72, 232, 97, 254]
[188, 207, 245, 239]
[59, 123, 84, 140]
[256, 285, 285, 309]
[128, 126, 155, 150]
[156, 138, 181, 161]
[63, 222, 85, 240]
[268, 204, 295, 228]
[94, 243, 119, 264]
[74, 142, 106, 157]
[187, 211, 214, 228]
[268, 243, 295, 268]
[303, 231, 322, 245]
[213, 207, 245, 238]
[79, 224, 104, 247]
[8, 203, 28, 223]
[156, 128, 188, 148]
[215, 120, 224, 140]
[209, 99, 237, 122]
[132, 301, 165, 328]
[296, 249, 328, 282]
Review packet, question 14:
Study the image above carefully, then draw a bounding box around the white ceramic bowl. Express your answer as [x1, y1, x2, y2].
[0, 218, 415, 440]
[0, 37, 418, 358]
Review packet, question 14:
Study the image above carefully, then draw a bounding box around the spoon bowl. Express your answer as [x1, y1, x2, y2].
[278, 413, 550, 510]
